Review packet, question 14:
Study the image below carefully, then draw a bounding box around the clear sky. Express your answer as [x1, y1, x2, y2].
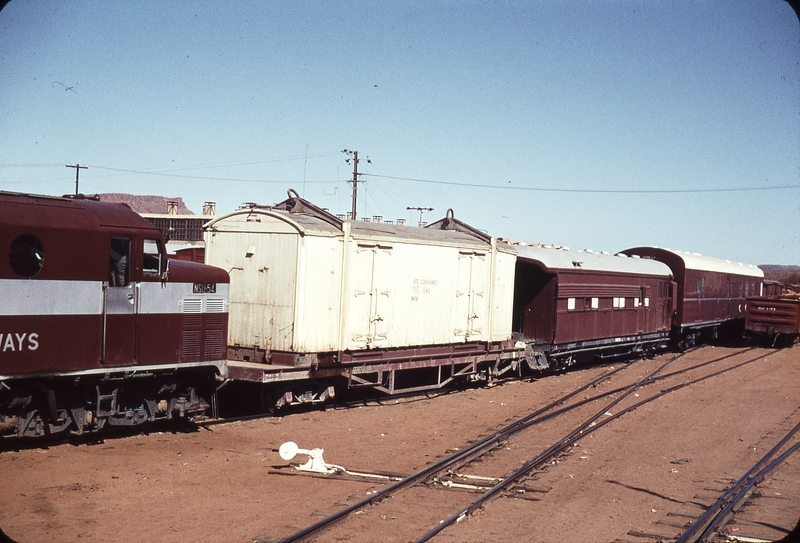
[1, 1, 798, 265]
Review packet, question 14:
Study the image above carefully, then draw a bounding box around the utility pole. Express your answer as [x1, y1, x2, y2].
[407, 206, 433, 227]
[342, 149, 370, 220]
[66, 163, 87, 195]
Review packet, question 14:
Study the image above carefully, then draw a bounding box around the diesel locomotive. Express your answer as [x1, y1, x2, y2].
[0, 191, 229, 437]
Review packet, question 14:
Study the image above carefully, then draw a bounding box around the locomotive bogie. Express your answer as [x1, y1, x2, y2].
[0, 371, 213, 437]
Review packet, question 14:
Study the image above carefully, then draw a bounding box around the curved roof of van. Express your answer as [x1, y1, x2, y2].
[205, 206, 513, 252]
[620, 247, 763, 278]
[511, 242, 672, 277]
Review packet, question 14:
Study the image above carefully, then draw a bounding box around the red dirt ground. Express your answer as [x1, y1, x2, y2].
[1, 345, 798, 543]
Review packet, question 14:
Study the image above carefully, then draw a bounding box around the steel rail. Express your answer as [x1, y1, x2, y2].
[274, 362, 636, 543]
[435, 347, 755, 480]
[675, 419, 800, 543]
[199, 384, 463, 428]
[207, 346, 740, 431]
[415, 350, 688, 542]
[414, 349, 776, 543]
[272, 347, 757, 543]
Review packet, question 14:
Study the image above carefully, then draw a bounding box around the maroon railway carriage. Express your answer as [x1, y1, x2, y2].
[0, 192, 229, 438]
[509, 243, 674, 369]
[620, 247, 764, 347]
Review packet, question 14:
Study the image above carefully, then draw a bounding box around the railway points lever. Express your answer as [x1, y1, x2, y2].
[279, 441, 341, 474]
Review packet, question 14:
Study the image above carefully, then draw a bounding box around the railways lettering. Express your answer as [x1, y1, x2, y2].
[0, 189, 779, 439]
[0, 333, 39, 352]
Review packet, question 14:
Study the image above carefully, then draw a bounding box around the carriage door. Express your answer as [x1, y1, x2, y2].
[351, 244, 391, 348]
[637, 287, 647, 333]
[104, 236, 137, 366]
[455, 251, 487, 341]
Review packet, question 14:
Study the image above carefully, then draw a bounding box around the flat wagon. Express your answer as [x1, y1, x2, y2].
[204, 191, 520, 408]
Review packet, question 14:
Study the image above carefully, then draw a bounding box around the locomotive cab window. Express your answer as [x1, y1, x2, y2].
[143, 238, 165, 277]
[9, 234, 44, 277]
[109, 237, 131, 287]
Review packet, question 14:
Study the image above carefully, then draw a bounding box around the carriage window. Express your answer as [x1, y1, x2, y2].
[9, 234, 44, 277]
[110, 237, 131, 287]
[143, 239, 163, 277]
[697, 277, 705, 298]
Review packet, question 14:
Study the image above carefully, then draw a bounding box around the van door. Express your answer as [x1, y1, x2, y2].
[351, 244, 391, 348]
[455, 251, 487, 341]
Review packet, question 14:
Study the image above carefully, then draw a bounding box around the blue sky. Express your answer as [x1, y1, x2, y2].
[1, 0, 798, 265]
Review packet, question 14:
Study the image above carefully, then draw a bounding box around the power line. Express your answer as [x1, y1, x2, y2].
[86, 165, 337, 184]
[366, 173, 799, 194]
[3, 162, 796, 194]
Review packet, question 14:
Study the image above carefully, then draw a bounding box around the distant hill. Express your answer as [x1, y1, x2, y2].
[97, 193, 194, 215]
[760, 264, 800, 286]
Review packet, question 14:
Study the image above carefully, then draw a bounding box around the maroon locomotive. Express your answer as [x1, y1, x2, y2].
[620, 247, 764, 349]
[0, 191, 229, 438]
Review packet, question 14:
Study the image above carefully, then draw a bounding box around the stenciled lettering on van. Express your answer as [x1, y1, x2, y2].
[0, 332, 40, 352]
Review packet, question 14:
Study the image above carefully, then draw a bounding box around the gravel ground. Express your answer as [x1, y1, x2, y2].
[1, 345, 798, 543]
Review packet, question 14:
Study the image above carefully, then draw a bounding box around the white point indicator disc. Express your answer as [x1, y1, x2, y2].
[279, 441, 299, 461]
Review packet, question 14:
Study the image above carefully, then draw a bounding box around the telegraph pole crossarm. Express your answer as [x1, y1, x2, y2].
[66, 163, 88, 195]
[407, 206, 434, 227]
[342, 149, 370, 220]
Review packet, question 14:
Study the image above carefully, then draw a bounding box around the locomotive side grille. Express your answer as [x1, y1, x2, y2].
[182, 312, 202, 361]
[183, 298, 202, 313]
[181, 330, 202, 359]
[183, 314, 202, 326]
[205, 313, 226, 326]
[206, 298, 226, 313]
[204, 329, 225, 358]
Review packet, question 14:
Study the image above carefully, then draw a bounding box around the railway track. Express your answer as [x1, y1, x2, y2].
[259, 346, 777, 543]
[627, 407, 800, 543]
